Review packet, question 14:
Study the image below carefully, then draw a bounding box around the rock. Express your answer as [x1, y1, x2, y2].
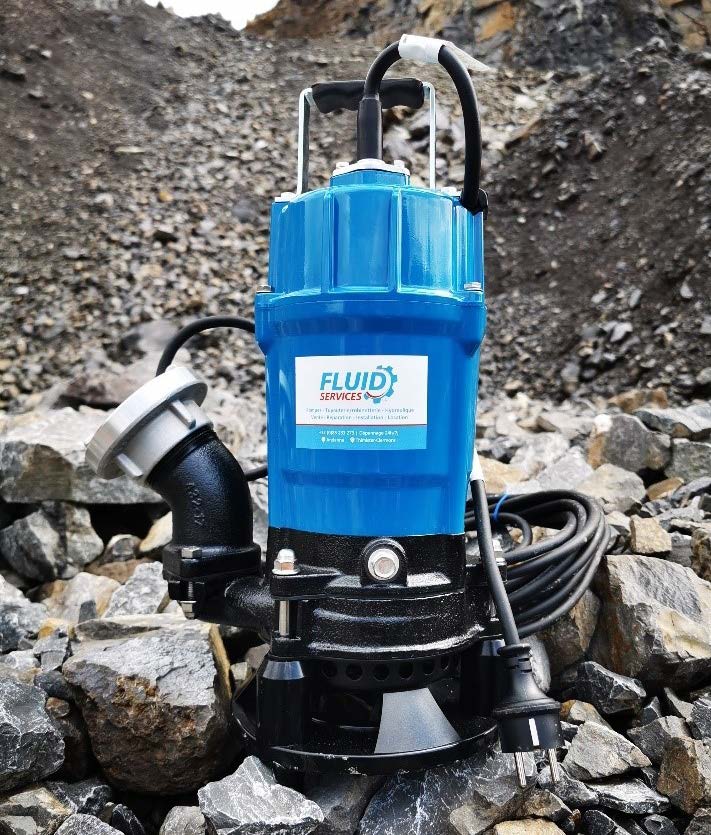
[562, 721, 650, 781]
[0, 408, 160, 503]
[643, 814, 680, 835]
[479, 456, 524, 493]
[509, 433, 569, 477]
[635, 406, 711, 441]
[0, 678, 65, 792]
[35, 670, 76, 702]
[647, 478, 684, 502]
[102, 562, 169, 616]
[0, 786, 72, 835]
[198, 756, 324, 835]
[0, 573, 47, 651]
[574, 661, 646, 715]
[537, 765, 598, 808]
[515, 789, 573, 827]
[690, 698, 711, 740]
[560, 700, 611, 728]
[33, 631, 71, 672]
[593, 778, 670, 815]
[579, 464, 646, 512]
[630, 516, 672, 557]
[160, 806, 206, 835]
[41, 572, 120, 623]
[56, 815, 124, 835]
[539, 590, 600, 675]
[139, 512, 172, 555]
[684, 808, 711, 835]
[635, 697, 663, 728]
[45, 778, 113, 816]
[582, 809, 626, 835]
[628, 717, 692, 766]
[491, 822, 564, 835]
[364, 749, 534, 835]
[0, 504, 103, 581]
[110, 804, 146, 835]
[691, 525, 711, 582]
[99, 534, 140, 564]
[668, 440, 711, 483]
[88, 558, 151, 584]
[537, 411, 593, 441]
[588, 414, 671, 473]
[63, 618, 230, 794]
[657, 737, 711, 814]
[307, 775, 381, 835]
[0, 648, 39, 682]
[537, 446, 594, 491]
[73, 612, 188, 642]
[592, 555, 711, 687]
[664, 689, 694, 723]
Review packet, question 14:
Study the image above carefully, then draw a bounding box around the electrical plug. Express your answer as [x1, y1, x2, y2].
[493, 642, 563, 788]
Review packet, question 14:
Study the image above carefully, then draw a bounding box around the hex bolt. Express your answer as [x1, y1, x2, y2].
[273, 548, 298, 575]
[366, 547, 400, 581]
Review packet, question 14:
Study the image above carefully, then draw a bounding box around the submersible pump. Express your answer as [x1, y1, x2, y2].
[86, 36, 609, 782]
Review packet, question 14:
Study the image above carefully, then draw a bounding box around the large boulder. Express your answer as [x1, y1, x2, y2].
[198, 756, 324, 835]
[0, 408, 160, 504]
[0, 573, 47, 652]
[0, 678, 65, 792]
[62, 616, 231, 794]
[0, 504, 103, 581]
[592, 555, 711, 687]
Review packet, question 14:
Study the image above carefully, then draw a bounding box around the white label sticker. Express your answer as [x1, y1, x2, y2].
[295, 355, 428, 451]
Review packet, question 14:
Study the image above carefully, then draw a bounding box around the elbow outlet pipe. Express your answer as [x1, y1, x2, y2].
[85, 366, 265, 622]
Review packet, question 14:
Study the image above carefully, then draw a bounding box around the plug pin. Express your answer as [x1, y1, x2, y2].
[547, 748, 561, 783]
[514, 751, 527, 788]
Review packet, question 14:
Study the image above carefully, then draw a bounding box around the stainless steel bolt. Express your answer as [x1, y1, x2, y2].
[366, 547, 400, 581]
[273, 547, 298, 575]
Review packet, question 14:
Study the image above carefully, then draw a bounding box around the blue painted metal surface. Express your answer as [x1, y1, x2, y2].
[255, 167, 486, 537]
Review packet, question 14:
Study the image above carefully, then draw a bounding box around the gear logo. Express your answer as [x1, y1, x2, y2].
[364, 364, 398, 404]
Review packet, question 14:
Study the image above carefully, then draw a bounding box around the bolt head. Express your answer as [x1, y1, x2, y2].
[367, 547, 400, 581]
[273, 547, 298, 575]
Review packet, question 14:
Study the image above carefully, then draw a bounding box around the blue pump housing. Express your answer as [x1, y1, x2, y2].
[255, 167, 486, 537]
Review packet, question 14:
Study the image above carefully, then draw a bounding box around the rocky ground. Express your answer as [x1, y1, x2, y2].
[1, 381, 711, 834]
[1, 0, 711, 834]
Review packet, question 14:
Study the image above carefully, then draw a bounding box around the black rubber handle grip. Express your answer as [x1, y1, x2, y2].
[312, 78, 424, 114]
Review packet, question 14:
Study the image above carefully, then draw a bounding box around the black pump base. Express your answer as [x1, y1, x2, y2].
[231, 667, 497, 777]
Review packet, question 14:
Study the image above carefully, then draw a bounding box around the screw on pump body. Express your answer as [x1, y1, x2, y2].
[366, 547, 400, 581]
[273, 548, 298, 637]
[178, 546, 201, 619]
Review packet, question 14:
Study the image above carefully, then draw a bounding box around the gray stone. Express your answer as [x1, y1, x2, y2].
[537, 765, 598, 808]
[56, 814, 124, 835]
[630, 516, 673, 557]
[579, 464, 646, 512]
[574, 661, 646, 715]
[636, 697, 664, 727]
[0, 649, 39, 682]
[0, 504, 103, 582]
[628, 717, 692, 765]
[160, 806, 206, 835]
[515, 789, 573, 827]
[594, 778, 670, 815]
[583, 809, 627, 835]
[0, 786, 73, 835]
[560, 699, 611, 728]
[592, 555, 711, 688]
[538, 446, 594, 491]
[562, 721, 650, 780]
[664, 689, 694, 723]
[41, 571, 120, 623]
[657, 737, 711, 814]
[99, 534, 140, 565]
[33, 631, 71, 672]
[45, 778, 113, 816]
[307, 775, 382, 835]
[198, 756, 324, 835]
[110, 804, 146, 835]
[74, 612, 188, 642]
[668, 440, 711, 483]
[0, 408, 160, 504]
[509, 433, 570, 478]
[537, 411, 593, 441]
[690, 698, 711, 740]
[588, 414, 671, 473]
[63, 618, 230, 794]
[102, 561, 169, 617]
[35, 670, 76, 702]
[684, 808, 711, 835]
[643, 815, 680, 835]
[670, 532, 693, 568]
[0, 679, 64, 792]
[635, 405, 711, 440]
[0, 574, 47, 652]
[362, 749, 534, 835]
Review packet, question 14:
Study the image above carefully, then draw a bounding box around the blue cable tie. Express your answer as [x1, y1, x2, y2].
[492, 493, 508, 523]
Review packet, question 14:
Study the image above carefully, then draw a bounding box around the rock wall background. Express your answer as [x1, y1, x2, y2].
[0, 1, 710, 834]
